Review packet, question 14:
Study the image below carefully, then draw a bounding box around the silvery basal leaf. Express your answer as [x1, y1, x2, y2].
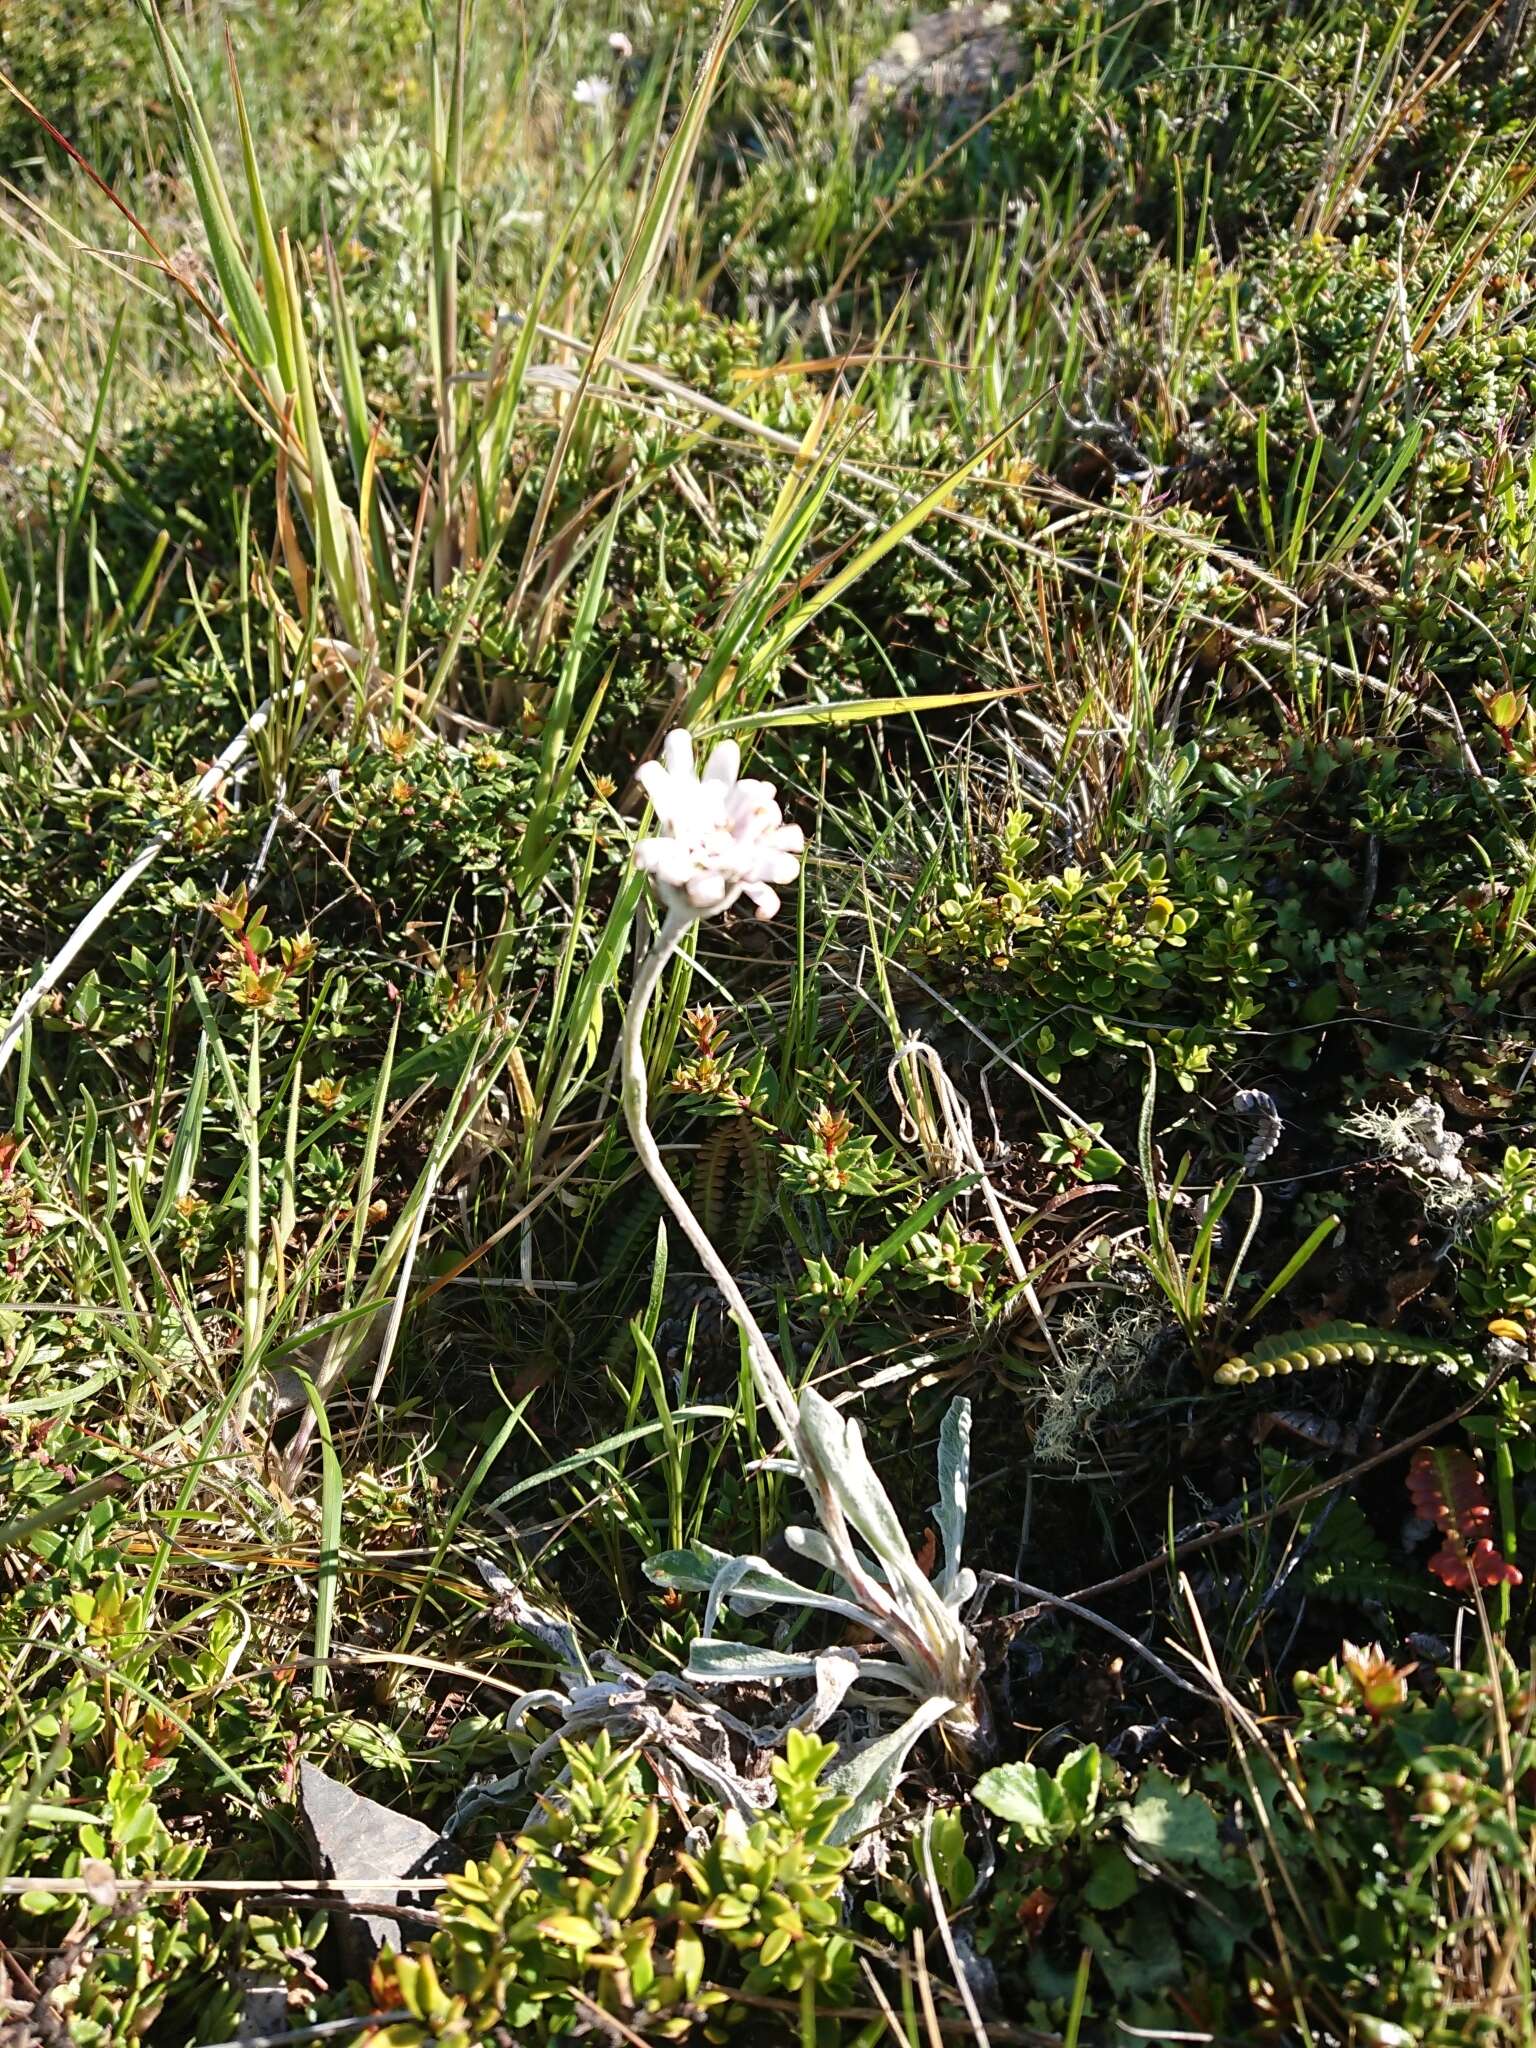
[648, 1542, 889, 1634]
[932, 1397, 971, 1603]
[797, 1387, 952, 1635]
[825, 1693, 955, 1846]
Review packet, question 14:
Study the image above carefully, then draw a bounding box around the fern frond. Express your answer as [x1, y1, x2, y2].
[695, 1119, 737, 1247]
[1214, 1322, 1470, 1386]
[596, 1186, 663, 1289]
[695, 1113, 771, 1256]
[737, 1117, 771, 1247]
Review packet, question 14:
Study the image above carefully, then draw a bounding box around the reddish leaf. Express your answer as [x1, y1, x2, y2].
[1407, 1445, 1492, 1538]
[1426, 1537, 1523, 1592]
[1408, 1447, 1522, 1591]
[1015, 1887, 1056, 1940]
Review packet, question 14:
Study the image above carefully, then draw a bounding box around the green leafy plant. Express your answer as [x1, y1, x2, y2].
[907, 814, 1273, 1089]
[896, 1212, 995, 1299]
[778, 1103, 896, 1208]
[367, 1735, 695, 2045]
[975, 1743, 1113, 1849]
[1272, 1646, 1536, 2043]
[671, 1730, 857, 2013]
[1213, 1322, 1473, 1386]
[368, 1731, 857, 2045]
[1459, 1148, 1536, 1318]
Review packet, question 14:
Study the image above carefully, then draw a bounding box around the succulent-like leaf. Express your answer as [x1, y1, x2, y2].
[1214, 1323, 1470, 1385]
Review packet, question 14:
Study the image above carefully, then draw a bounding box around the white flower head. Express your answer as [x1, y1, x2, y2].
[608, 30, 634, 57]
[634, 730, 803, 922]
[573, 75, 612, 109]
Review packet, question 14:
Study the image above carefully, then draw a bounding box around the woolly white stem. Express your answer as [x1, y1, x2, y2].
[620, 905, 801, 1446]
[620, 907, 941, 1673]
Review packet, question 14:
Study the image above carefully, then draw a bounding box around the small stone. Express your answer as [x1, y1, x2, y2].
[851, 6, 1023, 132]
[298, 1762, 450, 1973]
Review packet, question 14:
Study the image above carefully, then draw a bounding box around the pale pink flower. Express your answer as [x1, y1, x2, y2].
[634, 730, 803, 920]
[609, 30, 634, 57]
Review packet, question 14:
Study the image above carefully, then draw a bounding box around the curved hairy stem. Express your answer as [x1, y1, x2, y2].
[620, 907, 800, 1446]
[619, 909, 931, 1662]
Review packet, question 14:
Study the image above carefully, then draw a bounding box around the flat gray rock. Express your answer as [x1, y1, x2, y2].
[852, 5, 1023, 130]
[298, 1762, 448, 1971]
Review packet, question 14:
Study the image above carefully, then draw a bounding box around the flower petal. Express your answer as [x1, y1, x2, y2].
[743, 881, 780, 921]
[634, 761, 674, 819]
[702, 739, 741, 787]
[759, 851, 802, 885]
[661, 728, 695, 782]
[664, 847, 707, 889]
[687, 870, 730, 909]
[634, 838, 695, 890]
[724, 778, 777, 823]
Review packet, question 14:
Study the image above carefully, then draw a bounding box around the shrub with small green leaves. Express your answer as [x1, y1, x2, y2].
[1459, 1148, 1536, 1318]
[5, 1653, 318, 2046]
[1270, 1645, 1536, 2044]
[0, 0, 156, 178]
[897, 1214, 995, 1300]
[907, 814, 1273, 1090]
[777, 1105, 897, 1208]
[671, 1729, 856, 2012]
[367, 1734, 697, 2045]
[368, 1729, 857, 2045]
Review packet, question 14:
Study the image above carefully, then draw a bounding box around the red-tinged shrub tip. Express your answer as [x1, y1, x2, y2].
[1406, 1446, 1495, 1541]
[1427, 1537, 1523, 1591]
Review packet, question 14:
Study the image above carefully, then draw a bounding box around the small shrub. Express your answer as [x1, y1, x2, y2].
[367, 1729, 857, 2044]
[1459, 1148, 1536, 1318]
[907, 811, 1274, 1089]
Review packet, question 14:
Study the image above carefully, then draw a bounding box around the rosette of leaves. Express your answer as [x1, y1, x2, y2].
[777, 1104, 897, 1209]
[646, 1398, 985, 1843]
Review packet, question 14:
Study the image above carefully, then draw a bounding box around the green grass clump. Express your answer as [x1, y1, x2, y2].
[0, 0, 157, 177]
